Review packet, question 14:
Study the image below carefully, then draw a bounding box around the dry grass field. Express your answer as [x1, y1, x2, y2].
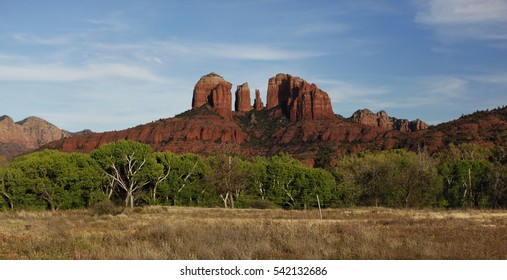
[0, 207, 506, 260]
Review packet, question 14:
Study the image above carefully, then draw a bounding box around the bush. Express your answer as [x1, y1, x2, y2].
[89, 201, 124, 216]
[245, 198, 279, 209]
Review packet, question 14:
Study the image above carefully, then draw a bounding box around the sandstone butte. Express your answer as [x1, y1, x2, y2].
[234, 83, 251, 112]
[32, 72, 507, 166]
[192, 72, 233, 119]
[266, 73, 335, 122]
[253, 89, 264, 111]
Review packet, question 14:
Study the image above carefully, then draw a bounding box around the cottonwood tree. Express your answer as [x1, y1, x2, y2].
[249, 157, 269, 200]
[265, 153, 302, 208]
[206, 154, 249, 208]
[91, 140, 162, 208]
[0, 168, 13, 210]
[153, 152, 204, 206]
[2, 150, 102, 210]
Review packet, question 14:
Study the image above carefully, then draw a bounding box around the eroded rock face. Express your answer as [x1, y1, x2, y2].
[266, 74, 335, 122]
[253, 89, 264, 111]
[192, 73, 233, 119]
[0, 115, 71, 158]
[351, 109, 429, 132]
[235, 83, 251, 112]
[46, 114, 249, 155]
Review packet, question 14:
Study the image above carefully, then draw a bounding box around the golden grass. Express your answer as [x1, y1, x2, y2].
[0, 207, 506, 260]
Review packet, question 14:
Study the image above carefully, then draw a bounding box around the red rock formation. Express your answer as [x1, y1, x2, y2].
[39, 73, 506, 168]
[46, 113, 249, 155]
[351, 109, 429, 132]
[266, 74, 335, 122]
[351, 109, 393, 130]
[409, 119, 429, 131]
[266, 73, 294, 110]
[235, 83, 251, 112]
[253, 89, 264, 111]
[192, 73, 232, 119]
[0, 115, 71, 158]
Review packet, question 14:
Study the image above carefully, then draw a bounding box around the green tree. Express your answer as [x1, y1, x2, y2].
[206, 154, 250, 208]
[91, 140, 162, 208]
[153, 152, 206, 206]
[440, 159, 494, 208]
[248, 157, 269, 200]
[0, 167, 13, 210]
[265, 153, 301, 208]
[3, 150, 102, 210]
[334, 150, 442, 208]
[261, 153, 336, 209]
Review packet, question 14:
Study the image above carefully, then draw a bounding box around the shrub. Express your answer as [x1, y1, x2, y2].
[89, 201, 124, 216]
[245, 198, 279, 209]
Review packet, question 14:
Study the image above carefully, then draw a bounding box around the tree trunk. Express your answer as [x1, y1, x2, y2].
[228, 191, 234, 209]
[220, 193, 229, 208]
[468, 168, 473, 209]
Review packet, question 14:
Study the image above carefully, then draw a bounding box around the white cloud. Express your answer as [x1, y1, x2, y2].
[326, 75, 469, 114]
[415, 0, 507, 41]
[469, 73, 507, 85]
[12, 33, 71, 46]
[198, 43, 324, 60]
[0, 63, 165, 82]
[416, 0, 507, 24]
[90, 40, 324, 61]
[144, 56, 163, 64]
[422, 75, 469, 98]
[314, 79, 391, 102]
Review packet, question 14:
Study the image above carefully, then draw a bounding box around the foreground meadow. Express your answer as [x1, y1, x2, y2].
[0, 207, 506, 259]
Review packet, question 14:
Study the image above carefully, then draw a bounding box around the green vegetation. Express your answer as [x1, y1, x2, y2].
[0, 140, 506, 211]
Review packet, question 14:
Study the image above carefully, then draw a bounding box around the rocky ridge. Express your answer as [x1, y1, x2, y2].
[351, 109, 429, 132]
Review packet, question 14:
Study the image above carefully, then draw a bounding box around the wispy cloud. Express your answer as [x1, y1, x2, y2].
[12, 31, 324, 62]
[415, 0, 507, 41]
[296, 22, 350, 35]
[83, 11, 131, 33]
[12, 33, 71, 46]
[0, 63, 165, 82]
[469, 72, 507, 85]
[90, 40, 325, 61]
[416, 0, 507, 24]
[315, 79, 391, 102]
[327, 75, 469, 112]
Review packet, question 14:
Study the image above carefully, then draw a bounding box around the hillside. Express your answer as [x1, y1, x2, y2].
[0, 115, 72, 159]
[42, 73, 507, 166]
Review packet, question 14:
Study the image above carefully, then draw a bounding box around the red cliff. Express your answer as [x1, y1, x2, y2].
[266, 74, 335, 122]
[253, 89, 264, 111]
[192, 73, 233, 119]
[234, 83, 251, 112]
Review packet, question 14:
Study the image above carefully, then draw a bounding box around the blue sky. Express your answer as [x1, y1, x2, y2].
[1, 0, 507, 132]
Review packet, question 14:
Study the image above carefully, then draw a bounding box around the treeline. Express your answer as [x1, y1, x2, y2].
[0, 140, 506, 211]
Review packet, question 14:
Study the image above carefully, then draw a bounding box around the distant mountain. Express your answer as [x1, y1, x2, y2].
[0, 115, 91, 159]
